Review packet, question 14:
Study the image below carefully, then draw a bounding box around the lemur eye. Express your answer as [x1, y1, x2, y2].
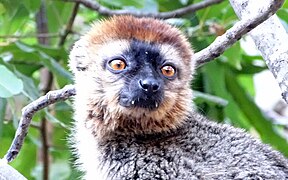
[161, 65, 176, 78]
[109, 59, 126, 71]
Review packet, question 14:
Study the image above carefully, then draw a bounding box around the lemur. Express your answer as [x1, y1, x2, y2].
[69, 16, 288, 180]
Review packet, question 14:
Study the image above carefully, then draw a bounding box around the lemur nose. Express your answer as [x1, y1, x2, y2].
[139, 78, 160, 93]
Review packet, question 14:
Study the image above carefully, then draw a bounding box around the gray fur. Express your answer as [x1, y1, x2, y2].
[82, 112, 288, 180]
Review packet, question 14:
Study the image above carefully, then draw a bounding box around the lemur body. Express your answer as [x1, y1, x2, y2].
[69, 16, 288, 179]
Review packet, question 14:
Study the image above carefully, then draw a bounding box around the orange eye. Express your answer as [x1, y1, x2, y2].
[161, 65, 176, 77]
[109, 59, 126, 71]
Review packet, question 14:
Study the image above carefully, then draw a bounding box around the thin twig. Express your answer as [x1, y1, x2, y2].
[63, 0, 224, 19]
[36, 5, 49, 45]
[0, 33, 60, 39]
[58, 2, 80, 46]
[194, 0, 284, 67]
[36, 1, 53, 178]
[40, 117, 49, 180]
[3, 85, 76, 162]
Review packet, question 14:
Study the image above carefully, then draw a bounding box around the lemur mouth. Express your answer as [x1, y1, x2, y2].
[119, 95, 160, 110]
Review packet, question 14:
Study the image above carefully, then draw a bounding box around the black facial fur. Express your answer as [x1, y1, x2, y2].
[107, 39, 177, 110]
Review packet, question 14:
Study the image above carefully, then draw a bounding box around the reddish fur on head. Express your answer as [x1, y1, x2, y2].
[85, 15, 192, 65]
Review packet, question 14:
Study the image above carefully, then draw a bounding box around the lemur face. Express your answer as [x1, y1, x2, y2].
[106, 39, 182, 110]
[69, 16, 194, 133]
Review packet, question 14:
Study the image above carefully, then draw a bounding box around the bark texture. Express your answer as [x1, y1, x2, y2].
[230, 0, 288, 103]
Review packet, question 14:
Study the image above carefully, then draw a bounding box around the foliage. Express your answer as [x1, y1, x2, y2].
[0, 0, 287, 179]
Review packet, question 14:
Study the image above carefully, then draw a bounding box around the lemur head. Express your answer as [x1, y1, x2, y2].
[69, 16, 194, 137]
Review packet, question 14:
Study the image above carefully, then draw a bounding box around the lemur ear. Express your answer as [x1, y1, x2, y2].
[69, 39, 89, 74]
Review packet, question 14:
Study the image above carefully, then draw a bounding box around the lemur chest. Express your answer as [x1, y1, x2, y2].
[96, 138, 184, 180]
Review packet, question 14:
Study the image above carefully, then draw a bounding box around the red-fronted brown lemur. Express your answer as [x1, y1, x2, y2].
[69, 16, 288, 180]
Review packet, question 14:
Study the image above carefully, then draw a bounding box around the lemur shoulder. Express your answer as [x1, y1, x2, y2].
[69, 16, 288, 179]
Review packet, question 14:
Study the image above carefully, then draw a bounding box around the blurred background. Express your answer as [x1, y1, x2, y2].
[0, 0, 287, 179]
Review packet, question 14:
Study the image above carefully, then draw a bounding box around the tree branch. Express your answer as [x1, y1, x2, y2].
[3, 85, 76, 163]
[58, 2, 80, 46]
[0, 160, 26, 180]
[194, 0, 284, 66]
[230, 0, 288, 104]
[63, 0, 224, 19]
[0, 33, 60, 39]
[36, 1, 53, 179]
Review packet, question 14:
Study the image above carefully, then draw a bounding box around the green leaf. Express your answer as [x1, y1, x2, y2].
[46, 1, 74, 34]
[14, 42, 72, 80]
[32, 160, 71, 180]
[277, 6, 288, 23]
[7, 98, 18, 129]
[237, 75, 255, 97]
[23, 0, 41, 13]
[1, 42, 72, 84]
[39, 51, 72, 81]
[15, 41, 35, 52]
[14, 64, 42, 76]
[222, 41, 241, 70]
[196, 0, 235, 23]
[0, 65, 24, 98]
[0, 3, 6, 15]
[158, 0, 186, 12]
[0, 58, 39, 100]
[194, 91, 228, 107]
[225, 69, 288, 156]
[50, 161, 71, 180]
[15, 71, 39, 100]
[0, 98, 7, 137]
[6, 4, 29, 34]
[35, 45, 68, 61]
[45, 110, 68, 129]
[140, 0, 158, 13]
[179, 0, 189, 5]
[202, 62, 251, 128]
[100, 0, 144, 9]
[236, 54, 266, 74]
[0, 42, 41, 66]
